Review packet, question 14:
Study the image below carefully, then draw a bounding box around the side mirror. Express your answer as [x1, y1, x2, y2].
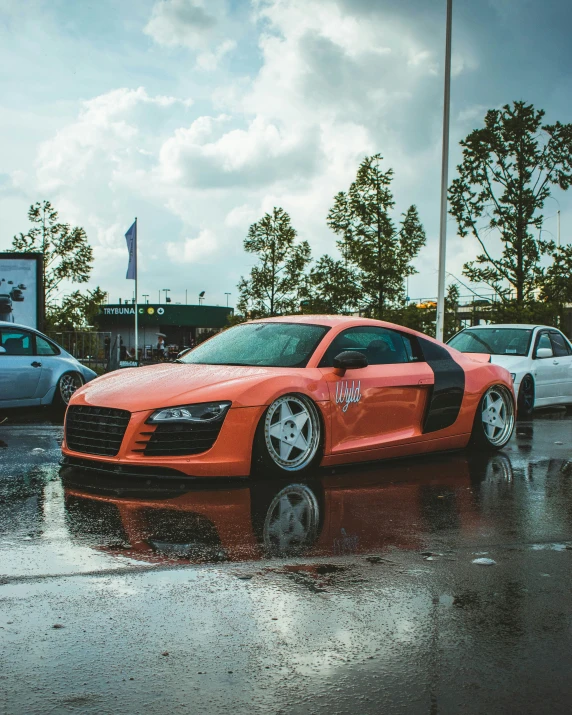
[536, 347, 553, 359]
[0, 346, 5, 354]
[333, 350, 368, 371]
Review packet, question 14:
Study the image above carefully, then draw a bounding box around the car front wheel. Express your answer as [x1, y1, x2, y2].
[471, 384, 515, 450]
[252, 393, 322, 476]
[54, 372, 84, 408]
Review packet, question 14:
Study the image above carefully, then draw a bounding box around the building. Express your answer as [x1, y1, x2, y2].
[95, 302, 233, 359]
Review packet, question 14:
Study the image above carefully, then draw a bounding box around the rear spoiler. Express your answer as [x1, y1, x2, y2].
[466, 352, 491, 364]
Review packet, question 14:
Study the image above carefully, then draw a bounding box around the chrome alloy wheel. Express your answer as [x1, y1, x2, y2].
[264, 395, 320, 471]
[481, 385, 515, 447]
[60, 373, 84, 405]
[262, 484, 320, 556]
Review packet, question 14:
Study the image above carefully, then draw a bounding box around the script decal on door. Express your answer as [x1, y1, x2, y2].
[335, 380, 362, 412]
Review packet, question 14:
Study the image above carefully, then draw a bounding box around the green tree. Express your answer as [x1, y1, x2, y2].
[11, 201, 94, 309]
[327, 154, 426, 318]
[306, 255, 361, 314]
[237, 207, 311, 317]
[541, 244, 572, 305]
[449, 101, 572, 305]
[46, 287, 107, 332]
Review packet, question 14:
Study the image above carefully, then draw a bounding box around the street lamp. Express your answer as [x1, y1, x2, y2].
[225, 292, 231, 307]
[142, 294, 149, 304]
[162, 288, 171, 303]
[436, 0, 453, 342]
[199, 290, 205, 306]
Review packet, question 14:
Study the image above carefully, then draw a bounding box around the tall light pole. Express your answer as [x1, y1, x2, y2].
[142, 294, 149, 304]
[225, 292, 231, 307]
[162, 288, 171, 303]
[435, 0, 453, 343]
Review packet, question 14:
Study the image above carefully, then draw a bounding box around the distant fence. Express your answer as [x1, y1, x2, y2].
[47, 331, 112, 374]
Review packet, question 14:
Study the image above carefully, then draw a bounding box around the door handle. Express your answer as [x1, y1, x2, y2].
[31, 361, 42, 368]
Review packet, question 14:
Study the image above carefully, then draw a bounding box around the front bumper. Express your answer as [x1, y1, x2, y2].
[62, 405, 266, 477]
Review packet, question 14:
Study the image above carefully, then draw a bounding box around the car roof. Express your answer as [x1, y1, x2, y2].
[0, 320, 41, 333]
[252, 314, 406, 328]
[461, 324, 554, 330]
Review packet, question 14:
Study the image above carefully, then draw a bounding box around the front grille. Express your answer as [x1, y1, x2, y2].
[137, 421, 223, 457]
[66, 405, 131, 457]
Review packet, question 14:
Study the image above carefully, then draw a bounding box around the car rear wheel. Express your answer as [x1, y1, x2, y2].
[471, 384, 515, 450]
[252, 394, 322, 477]
[54, 372, 84, 408]
[517, 374, 535, 420]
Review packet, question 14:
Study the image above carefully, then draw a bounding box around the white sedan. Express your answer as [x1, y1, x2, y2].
[448, 324, 572, 418]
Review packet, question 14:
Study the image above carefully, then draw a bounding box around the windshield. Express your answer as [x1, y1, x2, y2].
[448, 328, 533, 356]
[179, 322, 329, 368]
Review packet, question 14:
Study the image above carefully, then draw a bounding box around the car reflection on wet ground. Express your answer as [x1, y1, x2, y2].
[2, 410, 572, 714]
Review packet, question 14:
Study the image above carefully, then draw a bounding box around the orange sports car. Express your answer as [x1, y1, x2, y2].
[61, 316, 516, 478]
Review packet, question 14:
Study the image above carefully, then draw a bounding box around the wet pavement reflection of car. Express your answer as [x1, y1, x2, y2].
[60, 426, 572, 567]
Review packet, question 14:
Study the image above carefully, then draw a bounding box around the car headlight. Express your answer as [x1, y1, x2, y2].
[148, 401, 231, 424]
[510, 373, 516, 383]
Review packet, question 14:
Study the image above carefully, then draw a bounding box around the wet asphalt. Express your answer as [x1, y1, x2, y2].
[1, 409, 572, 714]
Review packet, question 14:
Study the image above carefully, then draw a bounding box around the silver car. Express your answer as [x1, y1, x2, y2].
[0, 321, 97, 408]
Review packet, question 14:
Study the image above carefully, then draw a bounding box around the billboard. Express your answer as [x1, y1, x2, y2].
[0, 253, 44, 329]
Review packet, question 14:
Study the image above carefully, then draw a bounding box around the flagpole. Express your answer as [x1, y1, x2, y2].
[134, 217, 138, 364]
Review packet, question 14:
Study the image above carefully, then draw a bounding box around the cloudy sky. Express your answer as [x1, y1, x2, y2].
[1, 0, 572, 308]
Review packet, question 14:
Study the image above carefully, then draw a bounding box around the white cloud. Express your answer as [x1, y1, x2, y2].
[196, 39, 237, 71]
[166, 228, 219, 263]
[157, 114, 320, 189]
[225, 204, 259, 229]
[36, 87, 192, 193]
[144, 0, 221, 49]
[457, 104, 489, 124]
[4, 0, 493, 307]
[144, 0, 236, 69]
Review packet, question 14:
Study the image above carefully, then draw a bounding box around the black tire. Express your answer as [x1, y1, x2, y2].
[251, 393, 323, 478]
[470, 384, 515, 451]
[517, 374, 535, 420]
[53, 371, 84, 408]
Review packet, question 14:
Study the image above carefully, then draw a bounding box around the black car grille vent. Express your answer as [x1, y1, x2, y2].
[66, 406, 131, 457]
[136, 421, 223, 457]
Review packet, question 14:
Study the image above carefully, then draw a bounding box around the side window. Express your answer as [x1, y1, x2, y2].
[36, 335, 60, 356]
[0, 329, 33, 356]
[535, 332, 553, 357]
[320, 327, 413, 367]
[550, 332, 571, 357]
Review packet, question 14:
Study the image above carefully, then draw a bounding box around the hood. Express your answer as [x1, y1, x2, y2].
[72, 363, 299, 412]
[489, 354, 528, 371]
